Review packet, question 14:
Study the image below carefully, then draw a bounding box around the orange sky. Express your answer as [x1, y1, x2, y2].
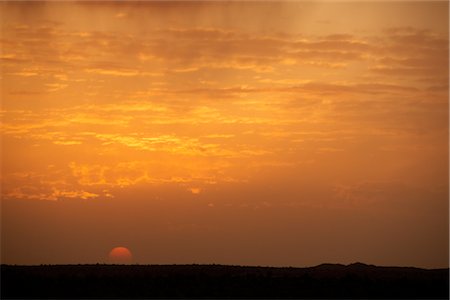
[1, 1, 448, 268]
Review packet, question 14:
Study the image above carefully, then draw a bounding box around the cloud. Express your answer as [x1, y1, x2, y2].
[188, 187, 201, 195]
[332, 180, 448, 214]
[1, 3, 447, 204]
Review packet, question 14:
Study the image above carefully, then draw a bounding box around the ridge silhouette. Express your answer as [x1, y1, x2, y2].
[2, 263, 448, 299]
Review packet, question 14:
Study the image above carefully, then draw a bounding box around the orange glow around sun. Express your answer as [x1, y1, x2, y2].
[108, 247, 133, 264]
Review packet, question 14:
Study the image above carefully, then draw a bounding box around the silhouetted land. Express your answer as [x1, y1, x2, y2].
[1, 263, 448, 299]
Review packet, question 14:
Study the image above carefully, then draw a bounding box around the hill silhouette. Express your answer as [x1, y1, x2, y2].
[1, 263, 448, 299]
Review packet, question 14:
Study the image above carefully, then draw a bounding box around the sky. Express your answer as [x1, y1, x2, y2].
[0, 1, 448, 268]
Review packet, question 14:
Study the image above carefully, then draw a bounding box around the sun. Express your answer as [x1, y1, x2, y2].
[108, 247, 133, 264]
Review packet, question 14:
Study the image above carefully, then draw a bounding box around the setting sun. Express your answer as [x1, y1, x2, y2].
[108, 247, 133, 264]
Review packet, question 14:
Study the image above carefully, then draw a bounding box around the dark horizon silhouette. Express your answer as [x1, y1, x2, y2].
[2, 262, 449, 299]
